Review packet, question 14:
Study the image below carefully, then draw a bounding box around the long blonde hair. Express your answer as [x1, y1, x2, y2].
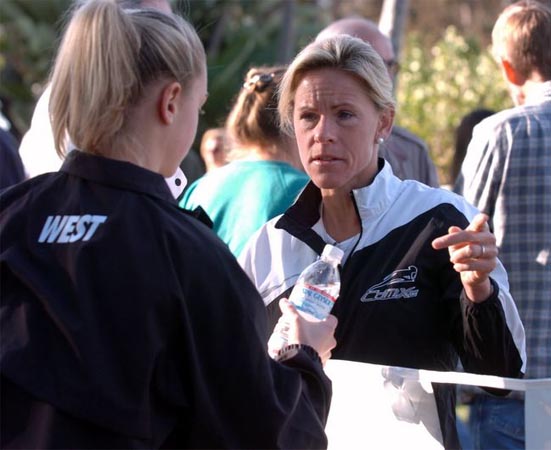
[49, 0, 204, 157]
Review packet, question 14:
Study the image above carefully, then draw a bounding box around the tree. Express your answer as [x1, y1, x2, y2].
[379, 0, 409, 62]
[1, 0, 512, 179]
[396, 26, 511, 184]
[0, 0, 71, 138]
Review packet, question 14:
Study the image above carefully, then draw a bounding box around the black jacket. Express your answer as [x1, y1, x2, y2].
[0, 150, 331, 449]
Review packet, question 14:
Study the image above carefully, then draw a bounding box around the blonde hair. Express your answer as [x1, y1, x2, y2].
[278, 34, 396, 135]
[492, 0, 551, 80]
[225, 66, 289, 161]
[49, 0, 205, 157]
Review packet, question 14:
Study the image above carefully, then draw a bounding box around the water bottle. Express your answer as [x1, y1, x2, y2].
[268, 244, 344, 357]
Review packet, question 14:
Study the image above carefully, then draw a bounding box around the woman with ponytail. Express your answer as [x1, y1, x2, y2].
[0, 1, 336, 447]
[181, 66, 309, 257]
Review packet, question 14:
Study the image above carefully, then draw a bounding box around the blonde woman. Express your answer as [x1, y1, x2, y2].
[0, 1, 336, 447]
[239, 35, 526, 450]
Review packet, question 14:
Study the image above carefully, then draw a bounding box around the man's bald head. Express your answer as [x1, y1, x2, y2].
[140, 0, 172, 13]
[316, 17, 396, 74]
[116, 0, 172, 13]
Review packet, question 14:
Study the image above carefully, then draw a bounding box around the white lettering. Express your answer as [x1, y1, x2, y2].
[58, 215, 80, 243]
[83, 215, 107, 241]
[38, 215, 68, 243]
[400, 287, 419, 298]
[38, 215, 107, 244]
[70, 214, 90, 243]
[361, 287, 420, 302]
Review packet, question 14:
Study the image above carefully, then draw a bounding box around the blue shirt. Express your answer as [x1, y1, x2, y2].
[457, 81, 551, 379]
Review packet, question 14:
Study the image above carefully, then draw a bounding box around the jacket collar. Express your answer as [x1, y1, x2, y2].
[525, 80, 551, 105]
[276, 158, 402, 253]
[350, 158, 402, 221]
[60, 150, 175, 203]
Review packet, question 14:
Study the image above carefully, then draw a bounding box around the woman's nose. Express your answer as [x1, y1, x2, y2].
[313, 117, 335, 144]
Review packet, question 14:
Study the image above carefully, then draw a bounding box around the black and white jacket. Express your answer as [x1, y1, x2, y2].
[240, 159, 526, 450]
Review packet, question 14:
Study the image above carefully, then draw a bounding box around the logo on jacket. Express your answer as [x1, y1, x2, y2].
[360, 265, 419, 302]
[38, 215, 107, 243]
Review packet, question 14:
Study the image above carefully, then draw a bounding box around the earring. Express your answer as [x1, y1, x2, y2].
[377, 137, 384, 145]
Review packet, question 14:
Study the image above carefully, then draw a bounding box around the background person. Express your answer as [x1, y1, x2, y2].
[0, 127, 25, 190]
[450, 108, 495, 186]
[316, 16, 440, 187]
[199, 127, 228, 172]
[180, 66, 309, 258]
[455, 1, 551, 448]
[239, 34, 526, 450]
[0, 2, 337, 447]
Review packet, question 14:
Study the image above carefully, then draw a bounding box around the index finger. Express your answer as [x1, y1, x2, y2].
[431, 213, 489, 250]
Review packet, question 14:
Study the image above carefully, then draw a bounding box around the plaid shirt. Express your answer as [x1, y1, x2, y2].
[456, 81, 551, 380]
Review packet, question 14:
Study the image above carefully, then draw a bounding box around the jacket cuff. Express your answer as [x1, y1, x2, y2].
[275, 344, 322, 366]
[460, 277, 500, 307]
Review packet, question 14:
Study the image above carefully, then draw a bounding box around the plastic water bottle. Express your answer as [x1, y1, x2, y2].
[289, 244, 344, 320]
[268, 244, 344, 357]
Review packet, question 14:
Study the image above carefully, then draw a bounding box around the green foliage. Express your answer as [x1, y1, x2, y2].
[396, 26, 512, 185]
[0, 0, 71, 136]
[0, 0, 319, 146]
[187, 0, 322, 137]
[1, 2, 512, 180]
[199, 1, 288, 126]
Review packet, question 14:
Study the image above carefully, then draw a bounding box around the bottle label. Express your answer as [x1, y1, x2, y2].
[289, 283, 337, 321]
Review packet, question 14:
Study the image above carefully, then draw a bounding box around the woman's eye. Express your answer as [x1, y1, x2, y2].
[338, 110, 353, 120]
[299, 112, 316, 121]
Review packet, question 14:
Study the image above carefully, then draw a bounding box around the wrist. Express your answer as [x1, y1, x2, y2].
[275, 344, 322, 365]
[463, 278, 498, 303]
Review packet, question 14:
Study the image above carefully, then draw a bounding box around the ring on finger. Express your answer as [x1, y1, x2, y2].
[480, 244, 486, 258]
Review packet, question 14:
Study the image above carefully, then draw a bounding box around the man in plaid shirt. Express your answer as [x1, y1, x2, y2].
[455, 1, 551, 448]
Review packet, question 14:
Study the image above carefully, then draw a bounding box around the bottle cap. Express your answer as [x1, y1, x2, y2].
[322, 244, 344, 263]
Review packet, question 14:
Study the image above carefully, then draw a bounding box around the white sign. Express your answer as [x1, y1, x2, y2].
[324, 359, 551, 450]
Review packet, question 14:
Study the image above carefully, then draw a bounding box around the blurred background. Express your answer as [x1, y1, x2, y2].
[0, 0, 516, 185]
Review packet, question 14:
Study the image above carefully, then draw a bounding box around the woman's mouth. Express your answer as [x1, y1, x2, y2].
[311, 155, 341, 165]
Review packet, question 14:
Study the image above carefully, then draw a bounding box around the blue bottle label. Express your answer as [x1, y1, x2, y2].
[289, 283, 337, 320]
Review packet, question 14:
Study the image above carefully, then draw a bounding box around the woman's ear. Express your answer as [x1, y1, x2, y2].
[159, 81, 183, 125]
[378, 107, 395, 140]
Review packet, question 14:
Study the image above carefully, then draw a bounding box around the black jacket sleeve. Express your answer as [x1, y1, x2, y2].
[160, 224, 332, 449]
[457, 279, 524, 396]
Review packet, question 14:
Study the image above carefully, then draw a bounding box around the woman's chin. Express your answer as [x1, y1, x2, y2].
[311, 176, 347, 191]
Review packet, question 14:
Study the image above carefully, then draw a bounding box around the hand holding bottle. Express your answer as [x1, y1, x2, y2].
[270, 298, 338, 365]
[268, 244, 343, 363]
